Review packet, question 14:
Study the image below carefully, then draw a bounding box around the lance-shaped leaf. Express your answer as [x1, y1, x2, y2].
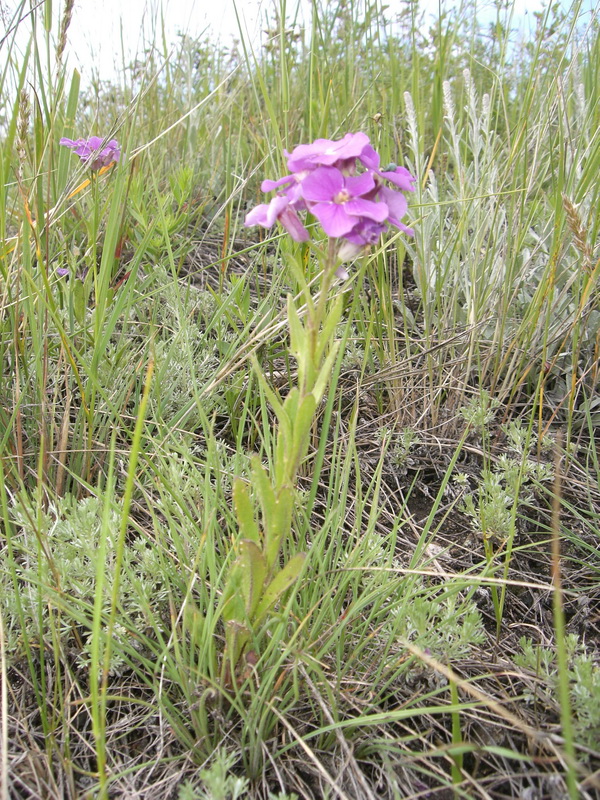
[265, 486, 294, 571]
[221, 563, 246, 625]
[238, 539, 268, 619]
[287, 295, 316, 392]
[282, 386, 300, 418]
[221, 539, 267, 624]
[233, 479, 260, 545]
[254, 553, 306, 624]
[249, 457, 294, 570]
[251, 456, 276, 522]
[250, 354, 291, 434]
[274, 388, 301, 484]
[225, 620, 251, 676]
[221, 541, 265, 672]
[314, 293, 344, 365]
[313, 341, 340, 405]
[290, 392, 317, 473]
[275, 433, 289, 487]
[73, 278, 86, 326]
[287, 294, 306, 360]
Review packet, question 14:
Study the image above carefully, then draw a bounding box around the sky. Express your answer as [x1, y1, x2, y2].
[4, 0, 596, 86]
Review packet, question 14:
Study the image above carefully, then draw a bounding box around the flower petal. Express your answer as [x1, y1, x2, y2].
[245, 195, 289, 228]
[358, 144, 380, 169]
[301, 167, 344, 202]
[245, 203, 273, 228]
[335, 263, 351, 278]
[310, 202, 355, 237]
[286, 132, 372, 171]
[345, 171, 376, 197]
[380, 166, 416, 192]
[344, 220, 386, 245]
[344, 198, 389, 222]
[279, 207, 310, 241]
[261, 175, 294, 192]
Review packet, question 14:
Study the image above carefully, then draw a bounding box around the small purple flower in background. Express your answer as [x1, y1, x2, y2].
[245, 132, 415, 268]
[60, 135, 121, 171]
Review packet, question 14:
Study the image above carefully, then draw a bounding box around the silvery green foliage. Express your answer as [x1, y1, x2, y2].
[335, 323, 371, 372]
[135, 265, 217, 330]
[130, 268, 232, 426]
[459, 390, 500, 431]
[515, 635, 600, 758]
[375, 426, 422, 477]
[214, 443, 250, 494]
[462, 469, 514, 541]
[3, 495, 168, 675]
[390, 426, 422, 470]
[405, 73, 508, 329]
[461, 419, 554, 541]
[177, 749, 249, 800]
[403, 65, 598, 390]
[152, 334, 221, 422]
[178, 776, 302, 800]
[268, 794, 298, 800]
[155, 451, 206, 512]
[387, 592, 485, 665]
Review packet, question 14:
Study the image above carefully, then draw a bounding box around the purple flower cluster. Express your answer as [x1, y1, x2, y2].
[245, 132, 415, 260]
[60, 135, 121, 171]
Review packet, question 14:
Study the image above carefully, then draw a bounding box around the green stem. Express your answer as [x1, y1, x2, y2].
[221, 238, 343, 677]
[303, 237, 337, 397]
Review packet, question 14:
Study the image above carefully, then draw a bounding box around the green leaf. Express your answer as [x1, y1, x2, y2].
[221, 566, 246, 625]
[287, 295, 310, 393]
[285, 248, 310, 291]
[251, 456, 276, 526]
[265, 486, 294, 570]
[233, 479, 260, 545]
[287, 294, 306, 358]
[250, 354, 290, 432]
[274, 435, 286, 487]
[315, 293, 344, 364]
[221, 538, 267, 625]
[254, 553, 306, 623]
[238, 539, 267, 619]
[282, 386, 300, 419]
[73, 278, 86, 326]
[225, 620, 250, 673]
[313, 341, 340, 405]
[274, 389, 300, 484]
[290, 392, 317, 472]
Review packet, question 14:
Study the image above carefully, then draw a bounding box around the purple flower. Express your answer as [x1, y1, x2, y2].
[261, 174, 307, 211]
[377, 186, 414, 235]
[60, 135, 121, 170]
[360, 148, 417, 192]
[244, 132, 415, 264]
[377, 165, 416, 192]
[343, 219, 387, 247]
[336, 220, 387, 265]
[244, 195, 309, 242]
[285, 132, 376, 173]
[301, 167, 388, 238]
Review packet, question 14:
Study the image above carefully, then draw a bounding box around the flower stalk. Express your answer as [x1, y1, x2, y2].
[219, 133, 415, 684]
